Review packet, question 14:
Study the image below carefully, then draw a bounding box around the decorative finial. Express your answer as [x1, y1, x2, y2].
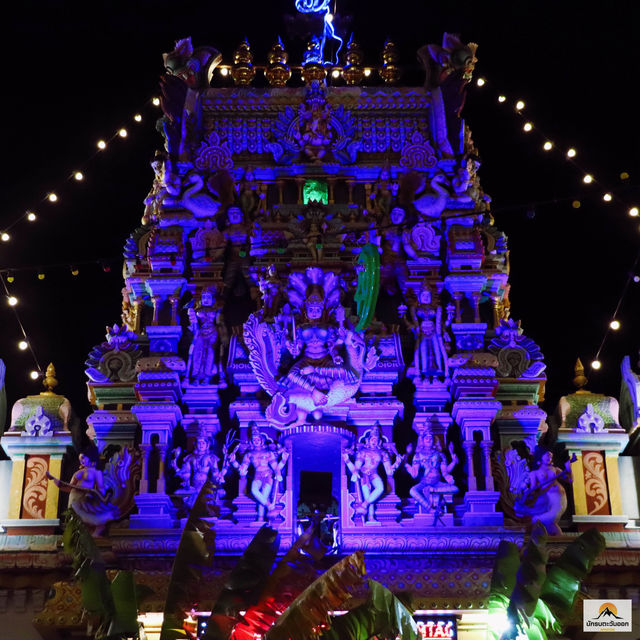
[301, 37, 327, 84]
[266, 37, 291, 87]
[231, 39, 255, 86]
[380, 39, 401, 84]
[343, 35, 364, 86]
[42, 363, 58, 394]
[573, 358, 588, 391]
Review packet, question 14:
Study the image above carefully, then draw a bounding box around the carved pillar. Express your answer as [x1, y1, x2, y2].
[452, 293, 463, 322]
[470, 292, 481, 323]
[463, 440, 476, 491]
[151, 295, 163, 325]
[139, 444, 151, 493]
[327, 177, 336, 204]
[346, 180, 355, 205]
[480, 440, 494, 491]
[168, 295, 179, 325]
[133, 297, 144, 333]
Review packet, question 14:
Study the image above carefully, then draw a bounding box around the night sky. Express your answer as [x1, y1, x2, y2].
[2, 0, 639, 428]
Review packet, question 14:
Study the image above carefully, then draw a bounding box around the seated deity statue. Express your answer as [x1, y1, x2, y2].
[186, 287, 224, 385]
[518, 450, 573, 536]
[244, 268, 379, 428]
[343, 424, 403, 523]
[48, 445, 140, 536]
[405, 432, 458, 517]
[230, 426, 289, 522]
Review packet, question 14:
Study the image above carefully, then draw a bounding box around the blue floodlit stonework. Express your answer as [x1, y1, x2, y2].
[1, 30, 639, 640]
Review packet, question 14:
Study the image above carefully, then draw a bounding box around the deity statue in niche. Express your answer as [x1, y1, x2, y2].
[186, 287, 224, 385]
[257, 265, 283, 319]
[190, 219, 227, 262]
[170, 428, 231, 506]
[294, 83, 333, 162]
[244, 268, 379, 427]
[47, 445, 140, 536]
[401, 282, 449, 380]
[238, 167, 263, 219]
[405, 432, 458, 517]
[378, 206, 409, 298]
[343, 424, 403, 523]
[369, 167, 398, 220]
[505, 449, 574, 536]
[229, 425, 289, 522]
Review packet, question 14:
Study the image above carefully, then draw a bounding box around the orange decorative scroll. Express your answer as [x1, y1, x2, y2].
[582, 451, 610, 516]
[21, 455, 50, 519]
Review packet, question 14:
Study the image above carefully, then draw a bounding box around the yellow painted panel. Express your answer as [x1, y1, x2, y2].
[8, 459, 26, 519]
[44, 458, 62, 519]
[605, 455, 623, 515]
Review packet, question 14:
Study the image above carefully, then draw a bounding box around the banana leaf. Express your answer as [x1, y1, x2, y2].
[265, 551, 367, 640]
[488, 541, 520, 613]
[227, 525, 327, 640]
[106, 571, 141, 639]
[508, 523, 548, 626]
[320, 579, 418, 640]
[539, 528, 605, 623]
[160, 480, 219, 640]
[212, 525, 280, 617]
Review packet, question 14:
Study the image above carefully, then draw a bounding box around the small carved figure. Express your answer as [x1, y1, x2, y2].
[230, 426, 289, 522]
[405, 433, 458, 518]
[369, 167, 398, 219]
[190, 219, 227, 262]
[186, 288, 223, 385]
[24, 406, 53, 437]
[257, 266, 283, 318]
[48, 446, 140, 536]
[163, 171, 221, 219]
[295, 83, 333, 162]
[343, 424, 403, 523]
[238, 168, 262, 219]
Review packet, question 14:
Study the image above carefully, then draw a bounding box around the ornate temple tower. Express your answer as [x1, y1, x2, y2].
[2, 28, 639, 640]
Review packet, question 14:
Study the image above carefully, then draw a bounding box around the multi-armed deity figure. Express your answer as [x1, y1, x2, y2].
[405, 431, 458, 521]
[244, 267, 379, 427]
[229, 425, 289, 522]
[170, 428, 231, 506]
[186, 287, 225, 385]
[343, 423, 403, 523]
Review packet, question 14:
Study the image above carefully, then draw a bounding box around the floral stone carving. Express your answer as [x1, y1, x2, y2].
[487, 318, 545, 379]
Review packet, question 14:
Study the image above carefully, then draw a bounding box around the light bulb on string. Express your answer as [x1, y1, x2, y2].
[363, 68, 372, 77]
[48, 192, 58, 202]
[219, 67, 229, 76]
[37, 272, 45, 280]
[27, 211, 37, 221]
[515, 100, 525, 111]
[70, 266, 79, 276]
[498, 95, 506, 103]
[543, 141, 553, 151]
[29, 370, 40, 380]
[6, 272, 14, 283]
[567, 148, 577, 158]
[523, 122, 533, 132]
[603, 193, 612, 202]
[620, 172, 629, 180]
[118, 128, 128, 138]
[634, 275, 640, 283]
[572, 200, 581, 209]
[591, 360, 602, 370]
[610, 320, 621, 331]
[629, 207, 639, 217]
[476, 77, 486, 87]
[152, 96, 161, 105]
[583, 174, 593, 184]
[97, 140, 107, 150]
[7, 296, 18, 306]
[331, 68, 340, 78]
[134, 114, 142, 122]
[1, 232, 9, 242]
[74, 171, 84, 181]
[18, 341, 28, 351]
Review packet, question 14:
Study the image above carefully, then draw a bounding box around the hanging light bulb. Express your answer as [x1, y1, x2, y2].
[37, 272, 45, 280]
[591, 359, 602, 370]
[6, 272, 14, 283]
[498, 95, 506, 103]
[566, 148, 577, 158]
[219, 67, 229, 76]
[363, 68, 372, 77]
[97, 140, 107, 150]
[74, 171, 84, 181]
[152, 97, 161, 106]
[610, 320, 621, 330]
[1, 232, 10, 242]
[515, 100, 525, 111]
[29, 370, 40, 380]
[134, 114, 142, 122]
[27, 211, 37, 221]
[48, 192, 58, 202]
[18, 340, 28, 351]
[583, 174, 593, 184]
[572, 200, 581, 208]
[523, 122, 533, 132]
[628, 206, 639, 217]
[118, 128, 128, 138]
[476, 77, 486, 87]
[7, 296, 18, 306]
[543, 141, 553, 151]
[602, 193, 612, 202]
[331, 68, 341, 78]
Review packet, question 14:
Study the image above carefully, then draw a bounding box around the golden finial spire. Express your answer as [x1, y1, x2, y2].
[231, 39, 255, 86]
[42, 362, 59, 395]
[573, 358, 588, 392]
[343, 35, 364, 86]
[380, 40, 401, 84]
[266, 37, 291, 87]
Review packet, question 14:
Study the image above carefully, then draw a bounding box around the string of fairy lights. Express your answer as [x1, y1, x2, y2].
[1, 96, 160, 379]
[2, 72, 639, 381]
[473, 74, 639, 371]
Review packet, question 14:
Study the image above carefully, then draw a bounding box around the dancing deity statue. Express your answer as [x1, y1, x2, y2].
[244, 267, 379, 427]
[186, 287, 224, 385]
[230, 426, 289, 522]
[48, 446, 140, 536]
[170, 429, 231, 506]
[343, 424, 403, 523]
[405, 432, 458, 518]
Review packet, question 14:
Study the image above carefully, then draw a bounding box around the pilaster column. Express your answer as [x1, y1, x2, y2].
[463, 440, 476, 491]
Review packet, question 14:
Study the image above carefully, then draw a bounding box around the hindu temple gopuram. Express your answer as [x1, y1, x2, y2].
[2, 17, 640, 640]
